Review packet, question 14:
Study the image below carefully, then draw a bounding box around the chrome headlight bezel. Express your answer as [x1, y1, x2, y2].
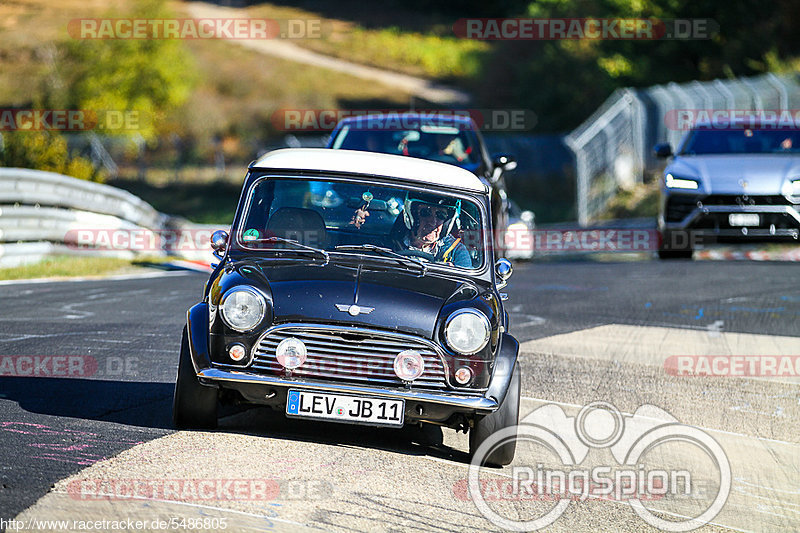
[665, 173, 700, 190]
[220, 287, 267, 332]
[444, 309, 491, 355]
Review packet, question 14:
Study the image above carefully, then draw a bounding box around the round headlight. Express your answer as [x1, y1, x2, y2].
[275, 337, 307, 369]
[393, 350, 425, 381]
[221, 288, 266, 332]
[444, 309, 491, 355]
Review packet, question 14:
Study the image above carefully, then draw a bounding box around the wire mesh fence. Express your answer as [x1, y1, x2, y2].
[566, 73, 800, 225]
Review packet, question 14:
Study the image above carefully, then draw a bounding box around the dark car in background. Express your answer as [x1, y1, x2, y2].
[655, 125, 800, 258]
[327, 113, 518, 256]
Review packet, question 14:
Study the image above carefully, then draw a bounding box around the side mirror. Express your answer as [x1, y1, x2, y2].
[495, 258, 513, 289]
[492, 153, 517, 172]
[654, 143, 673, 158]
[490, 153, 517, 182]
[211, 230, 229, 260]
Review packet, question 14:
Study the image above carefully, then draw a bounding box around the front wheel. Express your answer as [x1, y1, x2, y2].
[173, 327, 218, 429]
[469, 361, 520, 466]
[658, 230, 693, 260]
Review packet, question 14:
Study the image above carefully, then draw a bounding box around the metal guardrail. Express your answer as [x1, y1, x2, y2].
[566, 73, 800, 225]
[0, 168, 164, 229]
[0, 167, 216, 268]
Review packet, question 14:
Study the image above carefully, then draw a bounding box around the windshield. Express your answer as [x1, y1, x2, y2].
[680, 128, 800, 155]
[237, 176, 486, 270]
[330, 123, 481, 167]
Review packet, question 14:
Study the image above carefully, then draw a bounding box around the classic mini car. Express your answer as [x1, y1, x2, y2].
[326, 113, 517, 257]
[655, 124, 800, 258]
[173, 148, 521, 465]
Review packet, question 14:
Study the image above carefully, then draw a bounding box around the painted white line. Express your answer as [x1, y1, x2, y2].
[0, 270, 192, 286]
[520, 396, 799, 447]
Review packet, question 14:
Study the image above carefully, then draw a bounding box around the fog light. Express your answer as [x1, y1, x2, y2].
[275, 337, 307, 369]
[228, 344, 246, 362]
[454, 366, 473, 385]
[393, 350, 425, 381]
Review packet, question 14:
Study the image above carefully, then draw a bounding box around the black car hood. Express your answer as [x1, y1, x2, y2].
[249, 261, 480, 338]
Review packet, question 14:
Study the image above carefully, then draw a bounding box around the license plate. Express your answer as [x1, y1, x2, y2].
[285, 390, 404, 427]
[729, 213, 760, 226]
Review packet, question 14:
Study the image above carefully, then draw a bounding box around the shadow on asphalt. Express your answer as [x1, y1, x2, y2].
[216, 406, 472, 465]
[0, 377, 175, 429]
[0, 377, 469, 464]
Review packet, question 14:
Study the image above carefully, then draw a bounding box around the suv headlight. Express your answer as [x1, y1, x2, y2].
[221, 288, 266, 332]
[666, 173, 699, 190]
[444, 309, 491, 355]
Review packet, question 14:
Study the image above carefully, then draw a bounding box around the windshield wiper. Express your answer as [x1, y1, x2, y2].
[333, 244, 427, 274]
[259, 237, 329, 263]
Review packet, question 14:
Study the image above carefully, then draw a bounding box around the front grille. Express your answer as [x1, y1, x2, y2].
[666, 195, 797, 223]
[699, 195, 793, 206]
[251, 326, 448, 390]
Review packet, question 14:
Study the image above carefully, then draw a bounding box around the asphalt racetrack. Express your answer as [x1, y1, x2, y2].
[1, 258, 798, 532]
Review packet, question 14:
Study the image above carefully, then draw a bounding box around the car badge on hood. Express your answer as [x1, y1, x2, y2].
[335, 304, 375, 317]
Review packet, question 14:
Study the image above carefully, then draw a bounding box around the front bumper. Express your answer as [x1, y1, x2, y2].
[198, 367, 498, 413]
[663, 196, 800, 239]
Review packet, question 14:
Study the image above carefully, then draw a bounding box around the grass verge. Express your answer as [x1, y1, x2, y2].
[0, 255, 141, 281]
[597, 181, 660, 220]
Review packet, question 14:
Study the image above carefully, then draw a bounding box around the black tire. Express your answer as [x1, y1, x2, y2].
[469, 362, 520, 466]
[657, 249, 693, 260]
[658, 230, 693, 260]
[173, 327, 218, 429]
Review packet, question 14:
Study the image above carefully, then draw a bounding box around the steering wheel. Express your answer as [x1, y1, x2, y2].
[396, 249, 436, 262]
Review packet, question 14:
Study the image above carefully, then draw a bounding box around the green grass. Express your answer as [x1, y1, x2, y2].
[109, 173, 242, 225]
[0, 255, 137, 281]
[243, 3, 489, 81]
[597, 181, 660, 220]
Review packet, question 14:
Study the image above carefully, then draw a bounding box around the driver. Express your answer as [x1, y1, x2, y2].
[350, 193, 472, 268]
[350, 191, 472, 268]
[400, 197, 470, 267]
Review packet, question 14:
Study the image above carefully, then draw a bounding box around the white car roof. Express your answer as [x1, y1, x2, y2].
[251, 148, 488, 193]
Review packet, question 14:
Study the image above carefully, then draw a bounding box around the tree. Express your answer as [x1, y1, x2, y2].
[46, 0, 196, 143]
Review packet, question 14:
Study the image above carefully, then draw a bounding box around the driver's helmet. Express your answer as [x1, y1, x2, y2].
[402, 192, 461, 240]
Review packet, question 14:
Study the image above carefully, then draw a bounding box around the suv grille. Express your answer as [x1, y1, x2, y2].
[251, 326, 448, 390]
[666, 195, 796, 223]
